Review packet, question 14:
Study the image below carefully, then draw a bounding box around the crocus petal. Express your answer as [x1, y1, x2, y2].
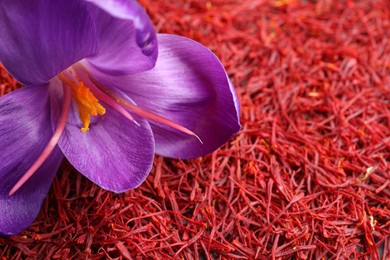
[50, 83, 155, 193]
[85, 0, 147, 20]
[0, 0, 98, 85]
[84, 0, 157, 75]
[88, 34, 241, 159]
[0, 85, 63, 236]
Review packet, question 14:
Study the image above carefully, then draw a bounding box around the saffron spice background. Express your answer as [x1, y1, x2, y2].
[1, 0, 389, 258]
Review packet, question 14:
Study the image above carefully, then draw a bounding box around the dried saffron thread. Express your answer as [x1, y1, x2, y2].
[1, 0, 390, 258]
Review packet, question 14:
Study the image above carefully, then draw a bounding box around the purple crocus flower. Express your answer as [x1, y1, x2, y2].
[0, 0, 240, 236]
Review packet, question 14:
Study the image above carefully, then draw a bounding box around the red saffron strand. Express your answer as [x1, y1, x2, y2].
[90, 77, 203, 144]
[77, 65, 203, 143]
[74, 68, 141, 127]
[1, 0, 390, 258]
[118, 98, 203, 144]
[8, 83, 72, 196]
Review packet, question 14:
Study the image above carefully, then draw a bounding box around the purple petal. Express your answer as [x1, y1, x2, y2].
[0, 85, 63, 236]
[88, 34, 241, 159]
[0, 0, 99, 85]
[50, 84, 155, 193]
[84, 0, 157, 75]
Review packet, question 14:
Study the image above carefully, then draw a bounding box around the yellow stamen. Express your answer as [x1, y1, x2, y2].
[59, 72, 106, 132]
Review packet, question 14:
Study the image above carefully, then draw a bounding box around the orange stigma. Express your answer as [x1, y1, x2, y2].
[59, 71, 106, 132]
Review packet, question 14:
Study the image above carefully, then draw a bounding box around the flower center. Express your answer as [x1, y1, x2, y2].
[58, 71, 106, 132]
[9, 64, 202, 196]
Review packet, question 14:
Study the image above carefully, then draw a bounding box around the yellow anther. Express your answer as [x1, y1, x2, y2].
[59, 72, 106, 132]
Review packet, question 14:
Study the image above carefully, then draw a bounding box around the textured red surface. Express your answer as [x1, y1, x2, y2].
[1, 0, 390, 259]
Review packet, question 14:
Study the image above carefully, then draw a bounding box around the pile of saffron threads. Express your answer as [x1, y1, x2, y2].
[1, 0, 390, 259]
